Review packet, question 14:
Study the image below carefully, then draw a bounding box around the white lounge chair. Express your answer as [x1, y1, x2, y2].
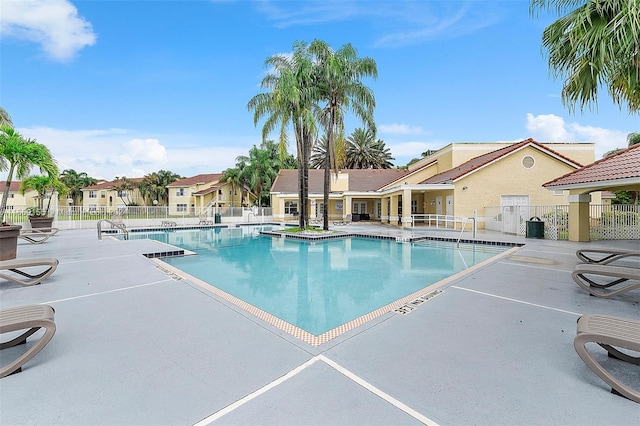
[574, 314, 640, 403]
[0, 258, 59, 286]
[1, 304, 57, 378]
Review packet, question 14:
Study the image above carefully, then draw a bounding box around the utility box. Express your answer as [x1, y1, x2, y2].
[214, 213, 221, 224]
[526, 217, 544, 239]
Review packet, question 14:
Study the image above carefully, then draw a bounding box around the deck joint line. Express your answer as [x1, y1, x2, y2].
[451, 286, 582, 316]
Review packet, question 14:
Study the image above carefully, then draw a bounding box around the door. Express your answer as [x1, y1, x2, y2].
[436, 196, 443, 215]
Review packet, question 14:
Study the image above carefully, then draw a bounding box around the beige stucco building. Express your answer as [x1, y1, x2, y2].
[166, 173, 255, 215]
[81, 178, 145, 213]
[0, 181, 39, 212]
[270, 139, 600, 228]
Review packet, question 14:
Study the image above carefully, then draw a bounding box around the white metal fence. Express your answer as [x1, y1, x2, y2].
[484, 204, 639, 240]
[1, 206, 273, 230]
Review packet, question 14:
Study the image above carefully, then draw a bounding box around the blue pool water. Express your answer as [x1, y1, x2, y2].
[126, 226, 509, 335]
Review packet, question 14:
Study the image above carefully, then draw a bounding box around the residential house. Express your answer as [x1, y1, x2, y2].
[81, 178, 145, 213]
[0, 181, 39, 212]
[166, 173, 255, 215]
[270, 138, 600, 228]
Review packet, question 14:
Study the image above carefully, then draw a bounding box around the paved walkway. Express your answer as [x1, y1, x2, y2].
[1, 226, 638, 425]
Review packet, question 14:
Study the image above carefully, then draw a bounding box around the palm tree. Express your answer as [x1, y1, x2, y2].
[0, 107, 12, 128]
[221, 165, 245, 207]
[0, 126, 58, 224]
[248, 41, 319, 228]
[20, 174, 68, 217]
[60, 169, 97, 206]
[139, 170, 181, 205]
[530, 0, 640, 113]
[308, 40, 377, 230]
[111, 176, 137, 208]
[344, 127, 394, 169]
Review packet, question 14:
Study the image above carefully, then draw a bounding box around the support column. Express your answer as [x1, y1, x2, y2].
[390, 194, 399, 226]
[344, 196, 352, 220]
[402, 188, 412, 227]
[381, 196, 389, 222]
[568, 194, 591, 242]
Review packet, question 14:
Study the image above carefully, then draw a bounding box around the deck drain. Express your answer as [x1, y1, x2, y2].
[156, 265, 183, 281]
[395, 289, 443, 314]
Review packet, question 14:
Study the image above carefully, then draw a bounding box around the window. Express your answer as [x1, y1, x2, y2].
[176, 188, 186, 196]
[335, 200, 343, 211]
[8, 194, 14, 198]
[522, 155, 535, 169]
[89, 191, 97, 198]
[117, 190, 127, 197]
[89, 204, 97, 211]
[285, 201, 298, 215]
[411, 200, 418, 213]
[317, 203, 324, 217]
[353, 202, 366, 214]
[176, 203, 187, 212]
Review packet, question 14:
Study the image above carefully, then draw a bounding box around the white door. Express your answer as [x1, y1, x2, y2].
[436, 196, 443, 215]
[445, 195, 453, 216]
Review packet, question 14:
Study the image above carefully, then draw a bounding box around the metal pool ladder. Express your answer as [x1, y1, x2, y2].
[97, 219, 129, 240]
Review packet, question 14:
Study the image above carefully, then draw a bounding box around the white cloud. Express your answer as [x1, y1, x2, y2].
[526, 113, 629, 159]
[9, 127, 246, 181]
[379, 123, 428, 135]
[0, 0, 96, 61]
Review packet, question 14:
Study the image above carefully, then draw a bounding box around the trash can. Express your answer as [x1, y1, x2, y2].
[214, 213, 221, 224]
[526, 216, 544, 238]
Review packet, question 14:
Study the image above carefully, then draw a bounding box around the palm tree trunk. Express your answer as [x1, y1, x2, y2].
[0, 164, 15, 224]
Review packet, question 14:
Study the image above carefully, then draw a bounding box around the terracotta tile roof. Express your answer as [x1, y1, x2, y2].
[270, 169, 409, 193]
[193, 183, 223, 196]
[0, 181, 24, 192]
[167, 173, 222, 187]
[421, 138, 583, 184]
[346, 169, 410, 191]
[83, 178, 143, 190]
[544, 143, 640, 188]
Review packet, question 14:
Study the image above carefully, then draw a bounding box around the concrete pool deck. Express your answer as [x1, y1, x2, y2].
[0, 224, 638, 425]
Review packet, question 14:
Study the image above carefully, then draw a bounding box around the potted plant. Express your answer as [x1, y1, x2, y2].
[0, 125, 58, 260]
[21, 175, 68, 231]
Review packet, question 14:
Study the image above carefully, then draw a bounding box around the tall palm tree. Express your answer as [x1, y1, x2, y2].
[308, 40, 377, 230]
[530, 0, 640, 113]
[0, 126, 58, 224]
[60, 169, 97, 206]
[0, 107, 13, 128]
[344, 127, 394, 169]
[248, 41, 319, 228]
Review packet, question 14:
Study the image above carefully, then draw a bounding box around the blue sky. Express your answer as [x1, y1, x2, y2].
[1, 0, 638, 181]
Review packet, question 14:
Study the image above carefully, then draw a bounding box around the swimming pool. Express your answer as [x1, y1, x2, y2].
[125, 226, 512, 342]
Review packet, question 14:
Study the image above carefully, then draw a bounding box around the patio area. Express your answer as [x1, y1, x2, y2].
[1, 225, 638, 425]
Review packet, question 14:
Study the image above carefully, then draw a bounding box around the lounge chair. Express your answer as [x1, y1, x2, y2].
[199, 213, 214, 225]
[0, 258, 59, 286]
[161, 220, 177, 227]
[333, 214, 352, 226]
[19, 228, 59, 244]
[1, 304, 56, 378]
[572, 263, 640, 298]
[574, 314, 640, 403]
[576, 248, 640, 265]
